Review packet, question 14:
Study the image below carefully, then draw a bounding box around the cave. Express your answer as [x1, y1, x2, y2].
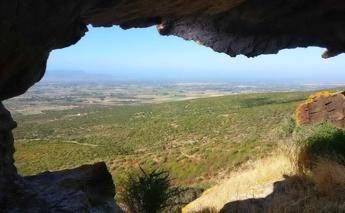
[1, 0, 345, 211]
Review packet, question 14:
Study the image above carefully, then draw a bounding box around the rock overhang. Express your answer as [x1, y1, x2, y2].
[1, 0, 345, 100]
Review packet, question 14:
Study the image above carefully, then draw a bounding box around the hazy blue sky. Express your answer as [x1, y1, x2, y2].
[47, 26, 345, 82]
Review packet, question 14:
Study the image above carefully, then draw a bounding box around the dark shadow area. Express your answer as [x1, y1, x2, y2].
[238, 97, 305, 108]
[3, 162, 122, 212]
[220, 175, 345, 213]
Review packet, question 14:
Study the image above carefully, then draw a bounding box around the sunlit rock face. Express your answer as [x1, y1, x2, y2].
[296, 92, 345, 128]
[1, 0, 345, 100]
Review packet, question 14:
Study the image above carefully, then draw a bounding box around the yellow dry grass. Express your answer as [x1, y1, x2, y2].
[182, 153, 296, 213]
[183, 142, 345, 213]
[311, 158, 345, 193]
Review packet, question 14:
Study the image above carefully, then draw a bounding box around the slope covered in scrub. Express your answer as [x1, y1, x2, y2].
[183, 122, 345, 213]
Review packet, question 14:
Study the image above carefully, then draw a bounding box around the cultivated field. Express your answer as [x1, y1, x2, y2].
[6, 83, 345, 211]
[10, 90, 311, 189]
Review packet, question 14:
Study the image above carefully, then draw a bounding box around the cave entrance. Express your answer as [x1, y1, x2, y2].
[6, 25, 345, 195]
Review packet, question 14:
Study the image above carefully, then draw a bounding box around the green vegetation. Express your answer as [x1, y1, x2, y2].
[122, 167, 182, 213]
[296, 123, 345, 158]
[273, 115, 296, 138]
[13, 91, 311, 193]
[291, 122, 345, 174]
[183, 121, 345, 212]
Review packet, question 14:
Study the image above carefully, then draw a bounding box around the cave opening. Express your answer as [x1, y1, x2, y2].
[7, 26, 345, 180]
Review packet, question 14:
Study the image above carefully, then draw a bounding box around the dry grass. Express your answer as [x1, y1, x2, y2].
[182, 153, 296, 213]
[311, 158, 345, 193]
[183, 144, 345, 213]
[262, 158, 345, 213]
[187, 207, 218, 213]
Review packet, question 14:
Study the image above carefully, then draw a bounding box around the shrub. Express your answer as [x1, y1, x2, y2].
[274, 115, 296, 139]
[300, 123, 345, 158]
[122, 167, 183, 213]
[293, 122, 345, 172]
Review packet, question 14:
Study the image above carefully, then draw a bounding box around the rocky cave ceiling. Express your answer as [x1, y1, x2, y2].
[1, 0, 345, 100]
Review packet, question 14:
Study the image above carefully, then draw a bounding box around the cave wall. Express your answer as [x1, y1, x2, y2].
[0, 104, 17, 208]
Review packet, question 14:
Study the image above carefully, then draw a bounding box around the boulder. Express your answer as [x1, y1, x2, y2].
[296, 91, 345, 128]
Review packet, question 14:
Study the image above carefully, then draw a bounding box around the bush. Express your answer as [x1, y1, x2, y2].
[122, 167, 183, 213]
[293, 123, 345, 172]
[274, 115, 296, 139]
[299, 123, 345, 158]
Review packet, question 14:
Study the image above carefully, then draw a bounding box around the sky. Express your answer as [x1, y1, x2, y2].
[47, 26, 345, 83]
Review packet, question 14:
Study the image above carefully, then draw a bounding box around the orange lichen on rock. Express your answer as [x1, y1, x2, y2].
[295, 91, 345, 128]
[305, 91, 337, 103]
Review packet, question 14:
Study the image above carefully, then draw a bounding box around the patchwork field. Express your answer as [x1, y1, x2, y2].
[10, 90, 313, 191]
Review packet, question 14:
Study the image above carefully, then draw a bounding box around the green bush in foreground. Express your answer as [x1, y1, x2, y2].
[122, 167, 183, 213]
[301, 123, 345, 157]
[294, 122, 345, 171]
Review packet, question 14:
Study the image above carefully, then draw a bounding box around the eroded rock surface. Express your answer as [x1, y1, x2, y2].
[296, 92, 345, 128]
[3, 162, 122, 212]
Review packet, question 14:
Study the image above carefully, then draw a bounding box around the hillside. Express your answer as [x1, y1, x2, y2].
[183, 122, 345, 212]
[12, 91, 310, 192]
